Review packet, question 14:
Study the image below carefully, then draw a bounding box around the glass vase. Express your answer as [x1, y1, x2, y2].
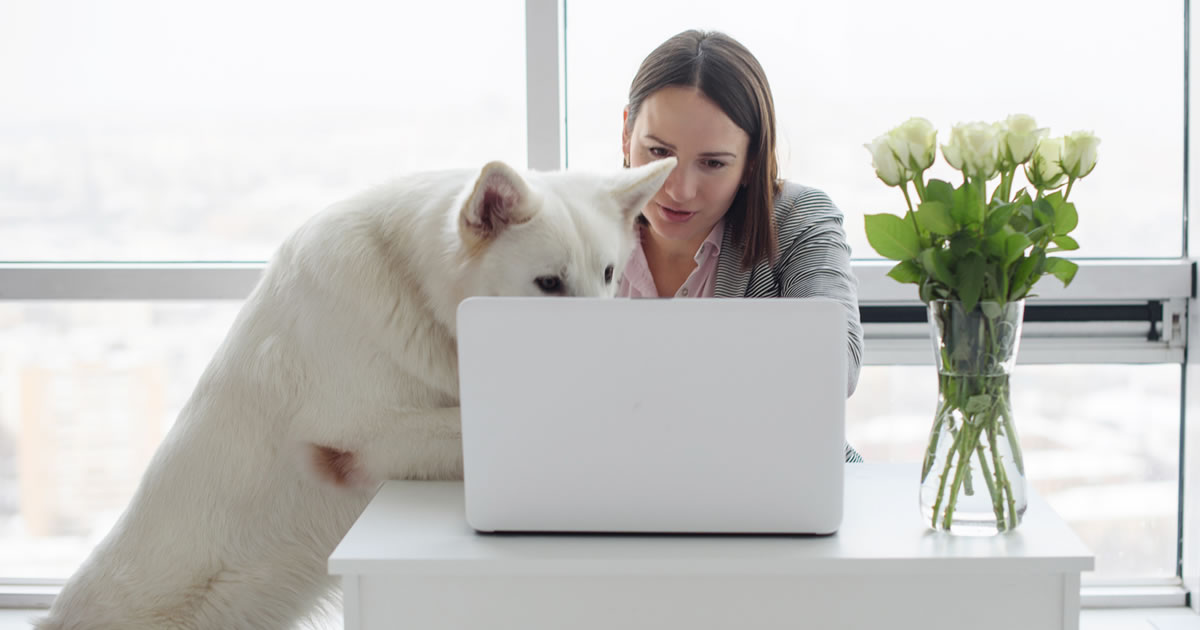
[920, 300, 1027, 535]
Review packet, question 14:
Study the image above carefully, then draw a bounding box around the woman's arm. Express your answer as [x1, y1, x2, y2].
[775, 186, 864, 397]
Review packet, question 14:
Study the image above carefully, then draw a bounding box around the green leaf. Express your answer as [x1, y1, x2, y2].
[886, 259, 924, 284]
[1027, 224, 1052, 244]
[1044, 257, 1079, 287]
[919, 247, 954, 287]
[984, 202, 1018, 236]
[956, 253, 985, 313]
[1049, 234, 1079, 252]
[952, 181, 986, 226]
[949, 232, 980, 257]
[1053, 201, 1078, 235]
[916, 201, 956, 235]
[950, 182, 981, 226]
[925, 179, 955, 204]
[1010, 205, 1033, 232]
[950, 333, 972, 364]
[966, 394, 992, 414]
[983, 269, 1000, 298]
[919, 278, 935, 303]
[1004, 233, 1031, 265]
[981, 302, 1005, 319]
[1009, 256, 1037, 301]
[1041, 192, 1080, 235]
[1033, 198, 1055, 227]
[864, 213, 921, 260]
[1029, 249, 1047, 276]
[989, 181, 1007, 206]
[983, 232, 1007, 259]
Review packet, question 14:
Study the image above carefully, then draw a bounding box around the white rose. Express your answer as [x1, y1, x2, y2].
[1026, 137, 1066, 190]
[1001, 114, 1048, 166]
[887, 117, 937, 172]
[1062, 130, 1101, 178]
[942, 122, 1000, 180]
[865, 134, 906, 187]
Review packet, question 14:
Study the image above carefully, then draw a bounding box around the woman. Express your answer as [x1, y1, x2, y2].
[618, 29, 864, 462]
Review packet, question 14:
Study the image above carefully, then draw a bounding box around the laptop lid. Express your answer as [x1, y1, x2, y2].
[456, 297, 846, 534]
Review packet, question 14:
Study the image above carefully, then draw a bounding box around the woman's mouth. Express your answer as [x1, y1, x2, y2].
[658, 203, 697, 223]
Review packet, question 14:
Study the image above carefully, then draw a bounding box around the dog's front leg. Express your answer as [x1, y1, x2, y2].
[299, 406, 464, 488]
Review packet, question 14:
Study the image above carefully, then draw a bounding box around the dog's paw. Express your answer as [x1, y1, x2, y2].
[309, 444, 375, 489]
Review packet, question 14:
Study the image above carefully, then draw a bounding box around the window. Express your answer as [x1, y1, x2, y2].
[0, 302, 242, 579]
[565, 0, 1183, 258]
[565, 0, 1188, 587]
[848, 364, 1181, 578]
[0, 0, 1193, 609]
[0, 0, 526, 261]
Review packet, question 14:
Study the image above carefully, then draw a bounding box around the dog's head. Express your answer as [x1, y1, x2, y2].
[454, 158, 676, 298]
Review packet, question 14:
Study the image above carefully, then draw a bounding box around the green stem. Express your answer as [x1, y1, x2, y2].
[1001, 402, 1025, 476]
[927, 304, 1025, 532]
[984, 422, 1012, 530]
[983, 310, 1018, 531]
[994, 170, 1013, 205]
[931, 420, 965, 528]
[963, 448, 975, 497]
[942, 423, 980, 530]
[1063, 177, 1076, 202]
[901, 183, 927, 248]
[923, 374, 952, 483]
[975, 438, 1005, 530]
[989, 421, 1018, 531]
[912, 171, 928, 203]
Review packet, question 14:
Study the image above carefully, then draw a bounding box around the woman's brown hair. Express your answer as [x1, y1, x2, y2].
[625, 29, 781, 269]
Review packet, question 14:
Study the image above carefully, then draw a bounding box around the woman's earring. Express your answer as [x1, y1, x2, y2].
[623, 154, 630, 168]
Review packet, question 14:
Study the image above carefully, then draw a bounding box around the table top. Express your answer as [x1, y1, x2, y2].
[329, 463, 1094, 577]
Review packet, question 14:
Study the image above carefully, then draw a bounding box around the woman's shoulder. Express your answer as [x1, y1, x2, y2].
[772, 180, 845, 238]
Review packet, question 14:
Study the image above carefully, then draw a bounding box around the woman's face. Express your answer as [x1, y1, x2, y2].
[622, 86, 751, 250]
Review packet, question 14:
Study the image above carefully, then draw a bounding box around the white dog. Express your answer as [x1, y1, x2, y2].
[36, 157, 676, 630]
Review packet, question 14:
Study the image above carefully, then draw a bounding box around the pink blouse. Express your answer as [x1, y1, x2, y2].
[617, 219, 725, 298]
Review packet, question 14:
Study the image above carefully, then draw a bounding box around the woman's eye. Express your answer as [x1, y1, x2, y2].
[534, 275, 563, 293]
[704, 159, 726, 169]
[604, 264, 615, 284]
[648, 147, 671, 158]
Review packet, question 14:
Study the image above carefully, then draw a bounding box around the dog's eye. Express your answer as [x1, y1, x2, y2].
[534, 275, 563, 294]
[604, 264, 614, 284]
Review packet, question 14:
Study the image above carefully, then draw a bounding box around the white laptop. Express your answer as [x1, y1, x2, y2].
[456, 297, 847, 535]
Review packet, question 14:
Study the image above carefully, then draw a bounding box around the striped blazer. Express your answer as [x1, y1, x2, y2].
[712, 181, 865, 463]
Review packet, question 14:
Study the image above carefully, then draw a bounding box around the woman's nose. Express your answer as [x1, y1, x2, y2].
[663, 163, 697, 203]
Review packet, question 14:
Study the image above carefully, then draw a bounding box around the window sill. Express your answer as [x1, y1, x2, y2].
[0, 606, 1196, 630]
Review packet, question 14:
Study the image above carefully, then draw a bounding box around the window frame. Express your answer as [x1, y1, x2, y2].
[0, 0, 1192, 611]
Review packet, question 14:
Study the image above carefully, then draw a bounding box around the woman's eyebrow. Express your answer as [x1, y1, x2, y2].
[644, 134, 738, 159]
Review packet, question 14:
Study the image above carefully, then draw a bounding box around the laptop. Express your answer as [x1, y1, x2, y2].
[456, 297, 847, 535]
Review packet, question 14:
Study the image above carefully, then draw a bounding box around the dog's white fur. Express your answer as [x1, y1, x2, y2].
[36, 158, 676, 630]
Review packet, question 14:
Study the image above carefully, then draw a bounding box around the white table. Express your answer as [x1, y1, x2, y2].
[329, 463, 1093, 629]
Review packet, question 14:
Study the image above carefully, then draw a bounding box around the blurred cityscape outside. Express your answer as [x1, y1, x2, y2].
[0, 304, 1180, 579]
[0, 0, 1186, 582]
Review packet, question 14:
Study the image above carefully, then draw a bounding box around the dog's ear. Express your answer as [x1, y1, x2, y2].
[459, 161, 536, 246]
[610, 157, 676, 225]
